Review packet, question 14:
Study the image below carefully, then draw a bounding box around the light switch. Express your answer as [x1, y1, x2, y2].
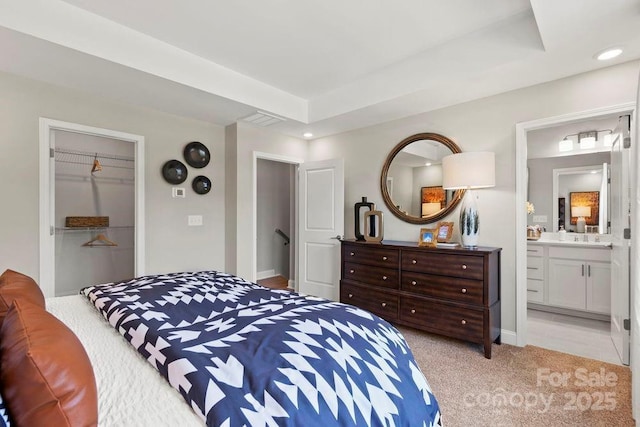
[172, 187, 186, 198]
[188, 215, 203, 226]
[532, 215, 548, 223]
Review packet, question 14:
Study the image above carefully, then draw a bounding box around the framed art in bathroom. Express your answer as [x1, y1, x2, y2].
[569, 191, 599, 225]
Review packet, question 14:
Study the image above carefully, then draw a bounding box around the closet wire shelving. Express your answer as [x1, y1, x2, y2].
[54, 148, 135, 170]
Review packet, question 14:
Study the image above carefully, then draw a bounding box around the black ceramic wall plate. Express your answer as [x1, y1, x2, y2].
[162, 159, 188, 184]
[183, 141, 210, 168]
[192, 175, 211, 194]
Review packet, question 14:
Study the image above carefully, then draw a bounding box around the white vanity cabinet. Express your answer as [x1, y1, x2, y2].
[547, 246, 611, 314]
[526, 245, 544, 303]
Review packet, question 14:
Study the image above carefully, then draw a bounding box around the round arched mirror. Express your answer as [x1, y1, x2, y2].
[380, 133, 465, 224]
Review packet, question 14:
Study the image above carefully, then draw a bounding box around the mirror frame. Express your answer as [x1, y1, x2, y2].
[380, 132, 465, 224]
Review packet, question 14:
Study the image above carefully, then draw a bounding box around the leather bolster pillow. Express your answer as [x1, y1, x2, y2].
[0, 299, 98, 427]
[0, 269, 46, 328]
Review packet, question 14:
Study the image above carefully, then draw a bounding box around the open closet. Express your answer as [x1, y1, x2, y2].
[53, 130, 135, 296]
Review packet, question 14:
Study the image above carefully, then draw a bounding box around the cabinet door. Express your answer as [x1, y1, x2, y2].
[586, 262, 611, 314]
[548, 258, 586, 310]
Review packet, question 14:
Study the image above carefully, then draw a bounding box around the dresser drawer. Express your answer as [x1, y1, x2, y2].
[341, 282, 398, 321]
[399, 297, 484, 342]
[526, 256, 544, 280]
[344, 262, 399, 289]
[342, 244, 399, 268]
[401, 251, 484, 280]
[401, 271, 483, 305]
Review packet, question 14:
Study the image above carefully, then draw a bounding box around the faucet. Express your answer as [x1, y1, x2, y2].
[574, 235, 579, 242]
[583, 234, 589, 242]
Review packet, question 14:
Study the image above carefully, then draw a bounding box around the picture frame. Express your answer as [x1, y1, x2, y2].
[418, 228, 437, 247]
[420, 186, 446, 216]
[436, 221, 454, 243]
[569, 191, 599, 226]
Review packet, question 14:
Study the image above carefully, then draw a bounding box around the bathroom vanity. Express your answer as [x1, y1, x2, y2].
[527, 234, 611, 319]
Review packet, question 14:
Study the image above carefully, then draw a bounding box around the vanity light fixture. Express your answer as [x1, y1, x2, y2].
[596, 47, 623, 61]
[425, 162, 432, 166]
[578, 131, 597, 149]
[603, 133, 614, 146]
[558, 137, 573, 152]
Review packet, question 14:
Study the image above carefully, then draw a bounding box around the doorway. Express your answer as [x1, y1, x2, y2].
[39, 119, 145, 298]
[515, 103, 635, 363]
[255, 158, 296, 290]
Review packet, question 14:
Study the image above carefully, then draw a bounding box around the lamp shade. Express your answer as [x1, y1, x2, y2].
[422, 202, 441, 216]
[442, 152, 496, 190]
[572, 206, 591, 218]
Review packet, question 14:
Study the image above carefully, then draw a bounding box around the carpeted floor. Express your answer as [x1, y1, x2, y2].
[399, 326, 634, 426]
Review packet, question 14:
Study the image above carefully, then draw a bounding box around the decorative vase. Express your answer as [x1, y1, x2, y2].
[459, 190, 479, 247]
[354, 197, 375, 241]
[364, 210, 384, 243]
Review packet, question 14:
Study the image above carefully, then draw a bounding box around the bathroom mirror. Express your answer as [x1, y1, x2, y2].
[380, 133, 465, 224]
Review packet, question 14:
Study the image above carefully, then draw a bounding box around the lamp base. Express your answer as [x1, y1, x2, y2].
[576, 217, 586, 233]
[459, 190, 479, 247]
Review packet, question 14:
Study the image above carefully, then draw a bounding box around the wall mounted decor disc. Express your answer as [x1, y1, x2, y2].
[162, 159, 188, 184]
[183, 141, 210, 168]
[192, 175, 212, 194]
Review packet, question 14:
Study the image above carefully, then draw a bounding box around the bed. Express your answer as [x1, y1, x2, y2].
[0, 270, 442, 426]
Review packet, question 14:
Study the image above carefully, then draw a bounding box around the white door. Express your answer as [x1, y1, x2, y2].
[297, 159, 344, 300]
[610, 115, 631, 365]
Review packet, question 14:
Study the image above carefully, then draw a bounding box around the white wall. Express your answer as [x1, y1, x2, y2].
[256, 159, 292, 278]
[225, 122, 307, 281]
[0, 70, 226, 281]
[308, 59, 640, 333]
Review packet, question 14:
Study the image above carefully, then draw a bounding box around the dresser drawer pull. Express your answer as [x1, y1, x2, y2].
[348, 293, 353, 298]
[349, 269, 355, 274]
[382, 256, 388, 261]
[381, 302, 387, 308]
[350, 252, 355, 256]
[410, 309, 416, 314]
[382, 276, 388, 280]
[462, 264, 467, 270]
[412, 259, 417, 264]
[527, 289, 539, 293]
[461, 288, 467, 294]
[461, 319, 467, 325]
[411, 281, 417, 286]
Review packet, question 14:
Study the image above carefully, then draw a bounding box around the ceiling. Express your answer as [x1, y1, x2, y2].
[1, 0, 639, 139]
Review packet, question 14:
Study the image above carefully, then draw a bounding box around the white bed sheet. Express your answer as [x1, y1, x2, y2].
[47, 295, 203, 427]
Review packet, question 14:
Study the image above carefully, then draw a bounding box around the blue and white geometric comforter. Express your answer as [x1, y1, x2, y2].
[82, 271, 442, 426]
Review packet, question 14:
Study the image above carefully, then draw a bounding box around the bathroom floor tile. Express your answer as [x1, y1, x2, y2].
[527, 309, 623, 366]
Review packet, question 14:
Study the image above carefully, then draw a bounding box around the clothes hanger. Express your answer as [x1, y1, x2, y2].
[91, 153, 102, 175]
[82, 233, 117, 247]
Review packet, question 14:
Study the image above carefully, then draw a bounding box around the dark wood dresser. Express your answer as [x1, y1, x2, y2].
[340, 240, 501, 358]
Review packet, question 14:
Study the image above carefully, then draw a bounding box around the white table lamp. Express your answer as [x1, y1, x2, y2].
[442, 152, 495, 247]
[572, 206, 591, 233]
[422, 202, 441, 217]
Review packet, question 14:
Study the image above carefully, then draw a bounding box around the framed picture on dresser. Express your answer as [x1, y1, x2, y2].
[418, 228, 437, 247]
[436, 221, 454, 242]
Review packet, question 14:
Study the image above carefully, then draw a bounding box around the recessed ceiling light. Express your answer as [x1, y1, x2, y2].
[425, 162, 432, 166]
[303, 132, 313, 138]
[596, 48, 623, 61]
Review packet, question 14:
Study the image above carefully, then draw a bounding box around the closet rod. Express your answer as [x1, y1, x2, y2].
[54, 148, 134, 162]
[55, 160, 134, 170]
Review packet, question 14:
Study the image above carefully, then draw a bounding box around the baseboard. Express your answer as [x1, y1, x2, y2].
[500, 329, 518, 346]
[256, 269, 276, 280]
[287, 280, 295, 290]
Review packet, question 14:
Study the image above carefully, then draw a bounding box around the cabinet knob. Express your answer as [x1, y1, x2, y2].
[411, 309, 416, 314]
[382, 256, 388, 261]
[412, 260, 417, 264]
[462, 264, 467, 270]
[411, 281, 417, 286]
[349, 269, 354, 274]
[382, 276, 388, 280]
[381, 302, 387, 308]
[461, 319, 467, 325]
[461, 288, 467, 294]
[350, 252, 355, 256]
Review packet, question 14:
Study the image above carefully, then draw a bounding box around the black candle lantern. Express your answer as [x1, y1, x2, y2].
[354, 197, 376, 241]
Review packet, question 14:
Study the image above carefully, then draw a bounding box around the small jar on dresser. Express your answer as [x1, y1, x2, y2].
[340, 240, 502, 359]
